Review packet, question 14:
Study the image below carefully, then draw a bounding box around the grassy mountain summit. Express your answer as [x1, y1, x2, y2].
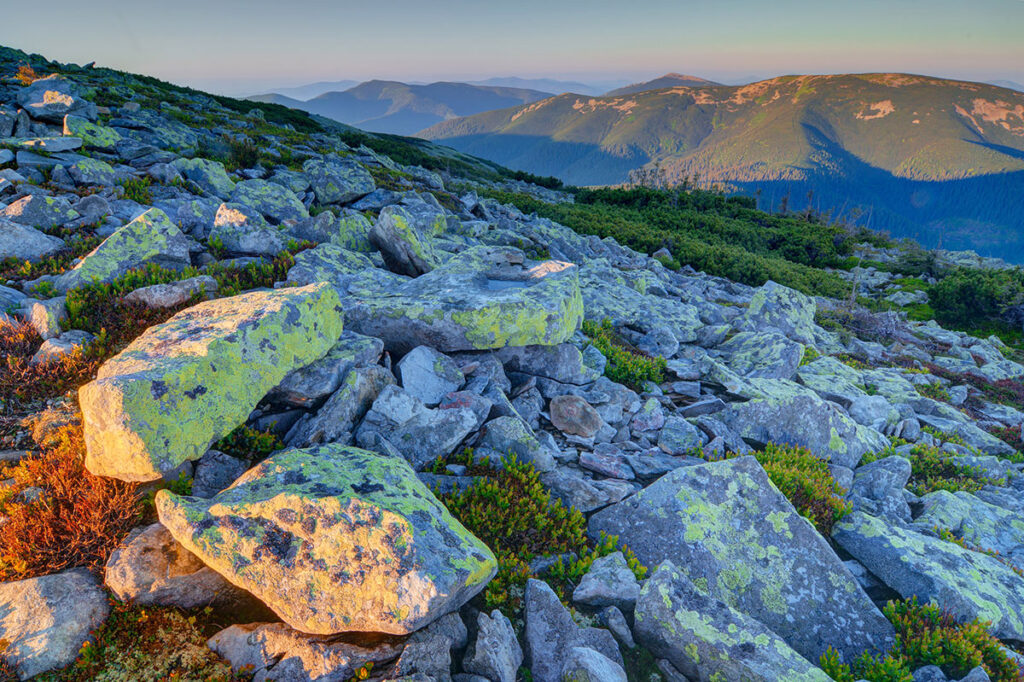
[604, 72, 721, 95]
[251, 79, 552, 135]
[421, 73, 1024, 259]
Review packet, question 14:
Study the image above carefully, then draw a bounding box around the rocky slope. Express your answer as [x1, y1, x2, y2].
[420, 73, 1024, 259]
[1, 46, 1024, 682]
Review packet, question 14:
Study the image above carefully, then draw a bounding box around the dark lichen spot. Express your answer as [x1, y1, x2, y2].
[150, 380, 169, 400]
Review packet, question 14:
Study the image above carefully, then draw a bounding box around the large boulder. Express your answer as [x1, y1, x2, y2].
[397, 345, 464, 407]
[54, 208, 190, 292]
[717, 379, 888, 469]
[208, 203, 284, 256]
[718, 330, 804, 380]
[742, 280, 819, 344]
[634, 561, 831, 682]
[17, 74, 97, 122]
[369, 202, 446, 276]
[0, 569, 110, 679]
[1, 194, 79, 229]
[833, 511, 1024, 641]
[303, 157, 375, 205]
[64, 114, 121, 149]
[0, 219, 65, 262]
[589, 457, 894, 662]
[913, 490, 1024, 570]
[283, 243, 378, 296]
[80, 283, 344, 481]
[288, 365, 395, 447]
[230, 178, 308, 225]
[172, 157, 236, 199]
[463, 609, 522, 682]
[345, 246, 583, 354]
[157, 445, 497, 635]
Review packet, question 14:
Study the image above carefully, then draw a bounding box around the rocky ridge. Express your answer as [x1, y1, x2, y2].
[1, 46, 1023, 682]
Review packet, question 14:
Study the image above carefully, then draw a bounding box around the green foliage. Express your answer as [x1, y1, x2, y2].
[582, 318, 666, 389]
[212, 424, 283, 462]
[487, 187, 853, 298]
[915, 382, 951, 402]
[822, 598, 1023, 682]
[929, 267, 1024, 327]
[439, 456, 644, 617]
[866, 441, 1004, 496]
[799, 346, 821, 366]
[751, 443, 851, 536]
[226, 136, 259, 170]
[934, 526, 1024, 578]
[0, 233, 102, 282]
[120, 176, 153, 204]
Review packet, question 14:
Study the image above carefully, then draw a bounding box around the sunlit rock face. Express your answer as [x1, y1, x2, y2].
[80, 283, 344, 481]
[157, 444, 497, 635]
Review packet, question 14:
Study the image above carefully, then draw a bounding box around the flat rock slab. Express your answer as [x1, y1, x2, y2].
[589, 456, 893, 663]
[81, 283, 343, 481]
[346, 246, 583, 354]
[158, 444, 496, 635]
[635, 561, 831, 682]
[833, 511, 1024, 641]
[913, 490, 1024, 570]
[54, 207, 190, 292]
[0, 569, 110, 679]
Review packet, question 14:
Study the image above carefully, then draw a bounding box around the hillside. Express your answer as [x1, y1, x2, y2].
[421, 73, 1024, 259]
[252, 78, 359, 101]
[604, 72, 721, 95]
[252, 79, 553, 135]
[6, 43, 1024, 682]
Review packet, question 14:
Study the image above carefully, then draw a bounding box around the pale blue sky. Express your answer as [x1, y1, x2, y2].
[2, 0, 1022, 95]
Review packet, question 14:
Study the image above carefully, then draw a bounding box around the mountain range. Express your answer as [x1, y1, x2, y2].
[420, 73, 1024, 258]
[249, 80, 554, 135]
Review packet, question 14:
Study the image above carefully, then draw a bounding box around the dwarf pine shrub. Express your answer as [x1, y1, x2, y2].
[582, 318, 666, 389]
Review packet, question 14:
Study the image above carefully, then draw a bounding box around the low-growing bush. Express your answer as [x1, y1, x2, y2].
[120, 176, 153, 204]
[0, 420, 140, 580]
[213, 424, 283, 462]
[752, 443, 851, 536]
[916, 382, 951, 403]
[821, 598, 1024, 682]
[582, 318, 666, 389]
[863, 442, 1003, 495]
[439, 456, 644, 617]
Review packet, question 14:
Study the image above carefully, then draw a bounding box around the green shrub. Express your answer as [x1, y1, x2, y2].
[439, 456, 644, 617]
[929, 267, 1024, 327]
[120, 177, 153, 204]
[751, 443, 851, 536]
[582, 318, 666, 389]
[864, 442, 1004, 496]
[916, 382, 951, 402]
[799, 346, 821, 366]
[213, 424, 282, 462]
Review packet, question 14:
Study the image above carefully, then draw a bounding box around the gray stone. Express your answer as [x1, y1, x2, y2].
[850, 455, 913, 521]
[524, 579, 622, 682]
[657, 416, 703, 455]
[634, 561, 831, 682]
[0, 569, 110, 679]
[209, 202, 284, 256]
[104, 522, 244, 607]
[833, 511, 1024, 641]
[1, 194, 78, 229]
[493, 343, 602, 385]
[571, 551, 640, 613]
[289, 365, 395, 446]
[22, 295, 66, 340]
[124, 275, 218, 309]
[270, 332, 385, 410]
[17, 74, 97, 122]
[478, 415, 556, 472]
[390, 611, 467, 680]
[370, 202, 446, 276]
[589, 457, 894, 662]
[0, 218, 66, 262]
[560, 647, 628, 682]
[303, 157, 375, 205]
[398, 346, 465, 407]
[463, 609, 522, 682]
[191, 449, 249, 499]
[172, 157, 236, 199]
[550, 394, 604, 438]
[30, 330, 94, 365]
[579, 446, 634, 480]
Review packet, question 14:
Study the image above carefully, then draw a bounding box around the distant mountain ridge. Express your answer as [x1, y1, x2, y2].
[249, 80, 553, 135]
[604, 73, 721, 96]
[420, 73, 1024, 258]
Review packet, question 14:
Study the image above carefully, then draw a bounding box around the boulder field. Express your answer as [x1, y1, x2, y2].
[1, 49, 1023, 682]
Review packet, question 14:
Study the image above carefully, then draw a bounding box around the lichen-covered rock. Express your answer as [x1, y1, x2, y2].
[68, 157, 117, 186]
[209, 203, 285, 256]
[796, 356, 870, 408]
[493, 343, 603, 385]
[560, 647, 628, 682]
[912, 490, 1024, 570]
[1, 194, 79, 229]
[577, 260, 702, 340]
[589, 456, 894, 663]
[208, 621, 403, 682]
[742, 280, 820, 344]
[81, 283, 344, 481]
[283, 243, 377, 295]
[849, 455, 912, 521]
[17, 74, 97, 122]
[369, 203, 446, 276]
[303, 157, 375, 205]
[0, 569, 110, 679]
[64, 114, 121, 148]
[478, 415, 556, 472]
[634, 561, 831, 682]
[524, 579, 622, 682]
[833, 511, 1024, 641]
[0, 219, 65, 262]
[718, 330, 804, 380]
[717, 380, 888, 468]
[230, 178, 309, 224]
[398, 345, 464, 407]
[104, 522, 245, 608]
[123, 275, 218, 309]
[54, 208, 190, 292]
[289, 365, 395, 447]
[173, 157, 236, 199]
[157, 445, 497, 635]
[345, 246, 583, 354]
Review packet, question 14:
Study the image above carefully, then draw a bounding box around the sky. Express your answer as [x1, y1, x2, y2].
[1, 0, 1022, 96]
